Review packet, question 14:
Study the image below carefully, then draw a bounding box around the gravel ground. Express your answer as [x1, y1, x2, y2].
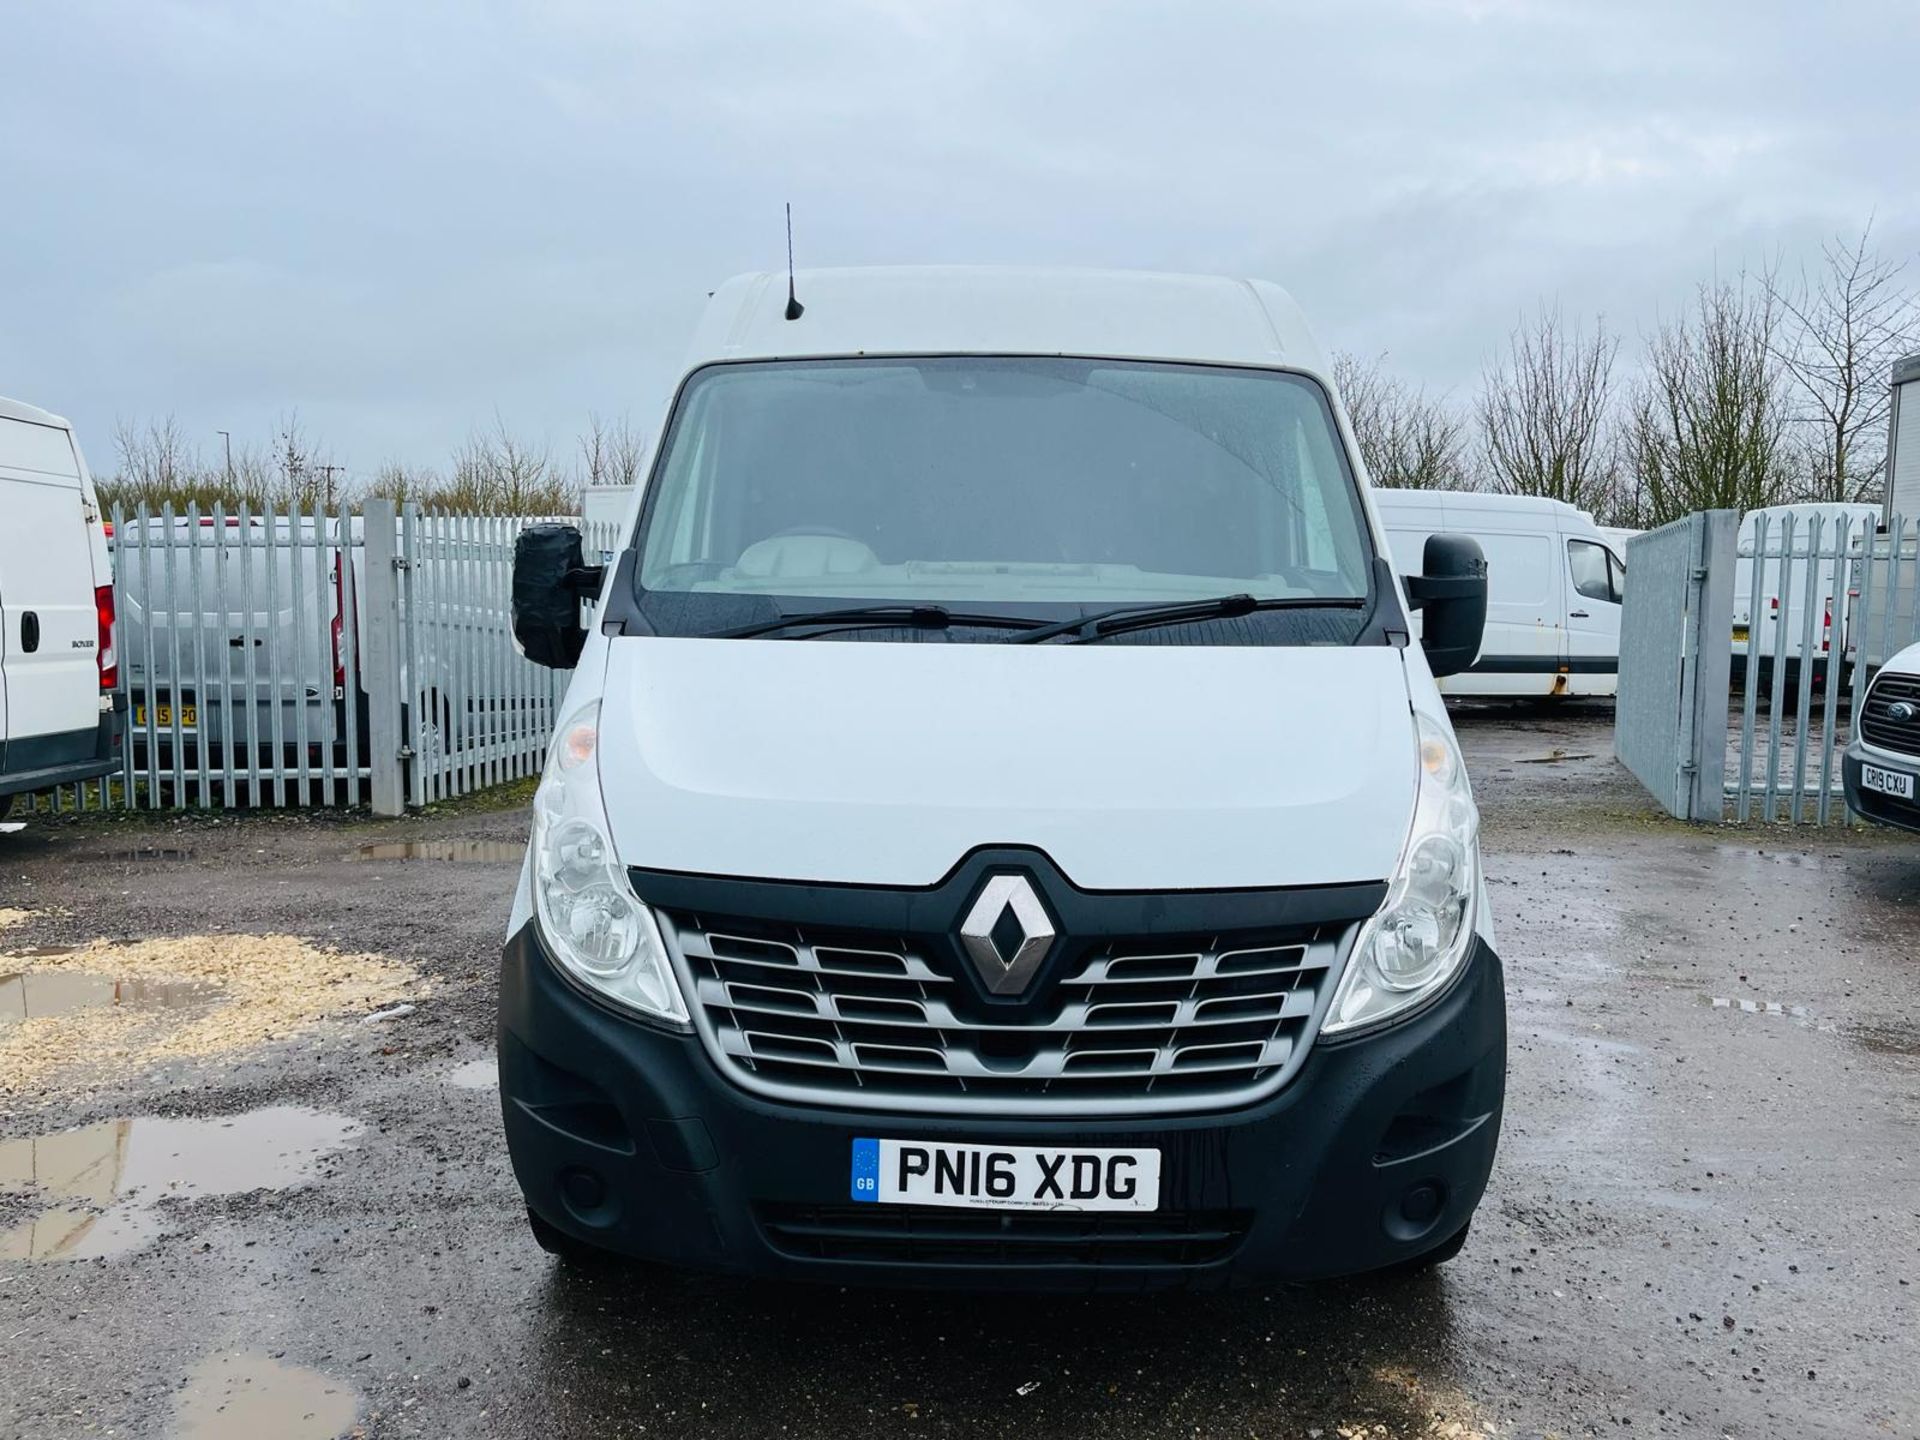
[1, 704, 1917, 1439]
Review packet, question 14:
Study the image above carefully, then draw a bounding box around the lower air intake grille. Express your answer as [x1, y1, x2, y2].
[757, 1203, 1249, 1267]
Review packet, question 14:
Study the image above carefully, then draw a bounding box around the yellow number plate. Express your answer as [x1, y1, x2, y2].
[135, 704, 199, 728]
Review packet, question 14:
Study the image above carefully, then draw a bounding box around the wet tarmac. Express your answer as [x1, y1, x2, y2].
[352, 839, 527, 864]
[1, 703, 1917, 1438]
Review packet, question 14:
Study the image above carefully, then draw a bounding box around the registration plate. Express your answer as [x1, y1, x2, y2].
[135, 704, 198, 729]
[1861, 763, 1915, 799]
[850, 1137, 1160, 1212]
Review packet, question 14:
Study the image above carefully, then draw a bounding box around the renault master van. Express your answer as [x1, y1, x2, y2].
[0, 397, 122, 801]
[500, 268, 1504, 1288]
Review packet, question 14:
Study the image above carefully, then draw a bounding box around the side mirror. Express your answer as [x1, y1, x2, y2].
[513, 524, 604, 670]
[1402, 534, 1487, 679]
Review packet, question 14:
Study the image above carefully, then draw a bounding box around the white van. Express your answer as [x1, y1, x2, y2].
[1731, 501, 1879, 696]
[1374, 490, 1623, 698]
[495, 267, 1506, 1289]
[114, 512, 536, 779]
[0, 397, 122, 801]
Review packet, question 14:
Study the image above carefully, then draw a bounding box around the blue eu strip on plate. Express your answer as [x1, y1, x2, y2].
[849, 1137, 880, 1203]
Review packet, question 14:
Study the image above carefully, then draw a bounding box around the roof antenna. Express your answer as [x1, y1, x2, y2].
[783, 202, 805, 321]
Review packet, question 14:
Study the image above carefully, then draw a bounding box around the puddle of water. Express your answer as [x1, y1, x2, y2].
[0, 970, 216, 1027]
[353, 839, 524, 863]
[116, 847, 193, 862]
[173, 1350, 357, 1440]
[1517, 749, 1597, 764]
[442, 1056, 498, 1090]
[0, 1105, 361, 1262]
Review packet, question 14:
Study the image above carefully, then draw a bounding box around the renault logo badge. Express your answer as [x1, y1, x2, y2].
[958, 874, 1055, 995]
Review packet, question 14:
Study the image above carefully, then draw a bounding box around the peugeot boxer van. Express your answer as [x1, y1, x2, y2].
[500, 267, 1505, 1289]
[1, 397, 122, 801]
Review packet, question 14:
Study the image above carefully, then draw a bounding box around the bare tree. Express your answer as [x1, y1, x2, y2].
[1332, 351, 1470, 490]
[450, 412, 574, 513]
[1627, 277, 1796, 526]
[1478, 308, 1621, 515]
[1768, 223, 1919, 504]
[361, 462, 440, 507]
[107, 416, 204, 500]
[578, 411, 648, 489]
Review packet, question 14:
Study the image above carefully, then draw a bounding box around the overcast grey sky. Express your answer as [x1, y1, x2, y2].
[4, 0, 1917, 481]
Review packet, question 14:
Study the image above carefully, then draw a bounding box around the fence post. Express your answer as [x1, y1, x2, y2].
[1684, 510, 1738, 820]
[362, 499, 406, 816]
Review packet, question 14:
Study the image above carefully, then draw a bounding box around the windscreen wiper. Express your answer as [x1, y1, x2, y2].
[1006, 592, 1366, 645]
[707, 604, 1049, 640]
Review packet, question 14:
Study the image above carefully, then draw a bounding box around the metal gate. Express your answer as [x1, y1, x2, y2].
[12, 498, 620, 817]
[1615, 511, 1738, 820]
[1728, 509, 1920, 823]
[395, 507, 570, 808]
[1619, 507, 1920, 825]
[104, 499, 373, 812]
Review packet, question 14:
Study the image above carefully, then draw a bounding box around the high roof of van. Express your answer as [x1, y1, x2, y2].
[0, 395, 70, 428]
[684, 267, 1329, 375]
[1373, 487, 1601, 529]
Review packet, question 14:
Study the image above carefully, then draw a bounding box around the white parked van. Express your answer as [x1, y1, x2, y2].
[1731, 501, 1879, 696]
[0, 397, 122, 801]
[496, 267, 1506, 1289]
[1374, 490, 1623, 698]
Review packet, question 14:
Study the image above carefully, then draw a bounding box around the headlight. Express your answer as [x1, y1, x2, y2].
[532, 701, 688, 1026]
[1322, 711, 1480, 1036]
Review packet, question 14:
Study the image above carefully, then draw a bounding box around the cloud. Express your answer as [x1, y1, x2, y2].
[1, 0, 1915, 472]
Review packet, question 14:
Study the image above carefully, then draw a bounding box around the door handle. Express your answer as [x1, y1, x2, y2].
[1569, 610, 1590, 619]
[20, 612, 39, 652]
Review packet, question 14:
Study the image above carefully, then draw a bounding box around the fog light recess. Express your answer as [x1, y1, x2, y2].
[1383, 1180, 1449, 1241]
[559, 1166, 616, 1227]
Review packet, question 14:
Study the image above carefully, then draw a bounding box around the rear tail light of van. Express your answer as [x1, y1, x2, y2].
[331, 562, 347, 698]
[95, 584, 118, 690]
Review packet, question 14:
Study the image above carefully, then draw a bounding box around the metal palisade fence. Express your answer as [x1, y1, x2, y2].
[19, 498, 621, 817]
[394, 507, 620, 809]
[1620, 506, 1920, 825]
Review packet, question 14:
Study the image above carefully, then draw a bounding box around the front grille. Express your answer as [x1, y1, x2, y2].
[668, 915, 1339, 1114]
[1861, 673, 1920, 757]
[757, 1203, 1249, 1267]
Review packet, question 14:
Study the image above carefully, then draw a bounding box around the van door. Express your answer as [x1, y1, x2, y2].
[1467, 530, 1562, 696]
[0, 418, 99, 768]
[1565, 537, 1623, 696]
[0, 563, 8, 772]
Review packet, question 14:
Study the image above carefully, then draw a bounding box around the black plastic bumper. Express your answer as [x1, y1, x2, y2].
[498, 923, 1506, 1290]
[1843, 749, 1920, 834]
[0, 700, 125, 800]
